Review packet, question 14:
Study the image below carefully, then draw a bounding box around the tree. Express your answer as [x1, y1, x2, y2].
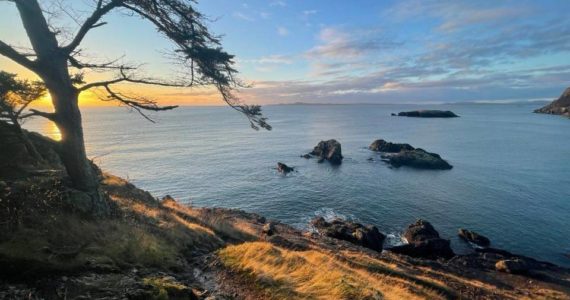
[0, 70, 46, 160]
[0, 0, 270, 215]
[0, 71, 46, 130]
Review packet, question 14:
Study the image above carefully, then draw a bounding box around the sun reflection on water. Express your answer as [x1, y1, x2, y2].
[43, 121, 62, 141]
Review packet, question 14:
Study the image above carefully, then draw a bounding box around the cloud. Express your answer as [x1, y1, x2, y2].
[305, 27, 382, 59]
[259, 12, 271, 19]
[302, 10, 317, 16]
[242, 61, 570, 104]
[387, 0, 531, 32]
[244, 55, 294, 65]
[232, 12, 255, 22]
[270, 1, 286, 7]
[277, 26, 289, 36]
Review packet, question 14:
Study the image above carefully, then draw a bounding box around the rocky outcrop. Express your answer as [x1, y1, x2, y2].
[276, 162, 294, 174]
[310, 217, 385, 251]
[381, 148, 453, 170]
[262, 222, 276, 236]
[369, 139, 414, 153]
[534, 87, 570, 117]
[388, 219, 454, 259]
[396, 110, 459, 118]
[306, 139, 343, 164]
[458, 228, 490, 247]
[369, 138, 452, 170]
[495, 259, 529, 274]
[404, 219, 440, 242]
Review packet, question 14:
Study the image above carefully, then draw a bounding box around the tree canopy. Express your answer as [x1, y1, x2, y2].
[0, 0, 271, 130]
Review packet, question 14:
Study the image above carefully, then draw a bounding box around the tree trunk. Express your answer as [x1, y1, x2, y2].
[47, 83, 109, 216]
[15, 0, 108, 216]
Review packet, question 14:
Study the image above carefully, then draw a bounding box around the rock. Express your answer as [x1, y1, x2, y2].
[308, 139, 343, 165]
[369, 139, 414, 153]
[310, 217, 385, 251]
[266, 235, 309, 251]
[534, 87, 570, 117]
[300, 154, 311, 159]
[276, 162, 294, 174]
[388, 219, 454, 259]
[396, 110, 459, 118]
[495, 259, 529, 274]
[369, 139, 452, 170]
[262, 222, 276, 236]
[458, 228, 490, 247]
[388, 238, 455, 260]
[381, 148, 452, 170]
[161, 195, 176, 203]
[404, 219, 440, 242]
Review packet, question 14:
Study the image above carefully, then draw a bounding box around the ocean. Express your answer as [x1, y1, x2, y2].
[25, 102, 570, 266]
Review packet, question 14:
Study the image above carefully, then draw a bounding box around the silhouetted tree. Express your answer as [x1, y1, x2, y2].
[0, 70, 47, 160]
[0, 0, 270, 215]
[0, 71, 46, 130]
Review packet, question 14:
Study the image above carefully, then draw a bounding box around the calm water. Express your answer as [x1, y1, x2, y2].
[26, 103, 570, 266]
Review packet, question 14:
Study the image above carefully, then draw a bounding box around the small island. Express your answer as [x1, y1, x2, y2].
[393, 110, 459, 118]
[534, 87, 570, 117]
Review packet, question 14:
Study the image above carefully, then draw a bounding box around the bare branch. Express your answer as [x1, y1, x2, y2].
[101, 84, 177, 123]
[0, 40, 37, 71]
[67, 55, 136, 71]
[20, 109, 57, 122]
[78, 67, 187, 91]
[62, 0, 123, 54]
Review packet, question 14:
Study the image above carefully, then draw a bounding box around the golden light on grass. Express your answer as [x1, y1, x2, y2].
[218, 242, 449, 300]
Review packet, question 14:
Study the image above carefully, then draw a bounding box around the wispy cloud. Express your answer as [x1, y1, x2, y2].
[277, 26, 289, 36]
[387, 0, 531, 32]
[270, 1, 286, 7]
[305, 27, 382, 59]
[232, 11, 255, 22]
[243, 55, 294, 65]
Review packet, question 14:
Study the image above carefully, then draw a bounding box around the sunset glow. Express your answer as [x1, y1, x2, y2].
[2, 1, 569, 106]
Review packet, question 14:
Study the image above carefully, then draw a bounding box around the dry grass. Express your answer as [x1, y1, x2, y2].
[218, 241, 450, 300]
[0, 173, 226, 277]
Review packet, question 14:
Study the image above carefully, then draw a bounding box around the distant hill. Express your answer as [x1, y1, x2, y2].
[534, 87, 570, 117]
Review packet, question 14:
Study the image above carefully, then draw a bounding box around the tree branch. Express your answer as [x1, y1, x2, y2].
[0, 40, 37, 71]
[101, 85, 177, 123]
[62, 0, 122, 54]
[78, 68, 187, 91]
[68, 55, 135, 71]
[20, 109, 57, 122]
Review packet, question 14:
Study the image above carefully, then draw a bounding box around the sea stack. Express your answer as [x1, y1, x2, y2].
[534, 87, 570, 117]
[369, 139, 452, 170]
[395, 110, 459, 118]
[306, 139, 343, 164]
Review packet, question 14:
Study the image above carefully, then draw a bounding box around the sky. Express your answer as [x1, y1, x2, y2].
[1, 0, 569, 106]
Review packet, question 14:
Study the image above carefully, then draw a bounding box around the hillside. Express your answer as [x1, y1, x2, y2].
[535, 87, 570, 117]
[1, 123, 569, 299]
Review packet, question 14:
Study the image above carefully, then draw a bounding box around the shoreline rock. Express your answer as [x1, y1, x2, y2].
[495, 259, 529, 274]
[534, 87, 570, 117]
[305, 139, 343, 165]
[388, 219, 455, 259]
[395, 110, 459, 118]
[458, 228, 490, 247]
[310, 217, 385, 251]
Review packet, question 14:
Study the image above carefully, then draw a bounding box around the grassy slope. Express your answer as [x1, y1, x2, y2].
[1, 126, 569, 299]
